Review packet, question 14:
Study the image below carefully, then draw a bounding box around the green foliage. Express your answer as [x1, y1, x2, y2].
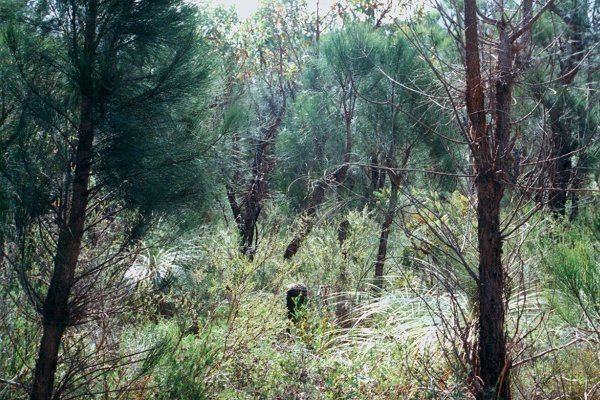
[2, 0, 219, 233]
[543, 212, 600, 337]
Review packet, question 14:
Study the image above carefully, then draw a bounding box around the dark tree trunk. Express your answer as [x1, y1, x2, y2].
[31, 95, 95, 400]
[284, 183, 326, 259]
[464, 1, 513, 398]
[373, 180, 398, 289]
[476, 172, 509, 400]
[0, 235, 4, 271]
[372, 109, 408, 290]
[365, 155, 386, 206]
[547, 107, 573, 215]
[223, 98, 285, 258]
[31, 2, 97, 398]
[544, 3, 586, 216]
[240, 112, 284, 258]
[570, 190, 579, 221]
[283, 169, 349, 260]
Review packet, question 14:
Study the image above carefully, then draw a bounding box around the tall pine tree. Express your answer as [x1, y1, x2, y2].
[2, 1, 214, 398]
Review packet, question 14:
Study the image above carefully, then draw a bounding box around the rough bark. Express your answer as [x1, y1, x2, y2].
[31, 99, 95, 400]
[31, 2, 97, 398]
[464, 1, 512, 398]
[240, 112, 284, 257]
[228, 96, 286, 258]
[475, 172, 509, 400]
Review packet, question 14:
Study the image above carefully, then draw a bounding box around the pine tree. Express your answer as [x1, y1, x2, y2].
[2, 1, 214, 398]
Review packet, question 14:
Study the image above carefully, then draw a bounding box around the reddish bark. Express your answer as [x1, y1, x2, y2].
[31, 2, 98, 398]
[464, 1, 512, 398]
[32, 95, 95, 400]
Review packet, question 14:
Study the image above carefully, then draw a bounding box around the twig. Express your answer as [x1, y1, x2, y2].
[512, 338, 582, 368]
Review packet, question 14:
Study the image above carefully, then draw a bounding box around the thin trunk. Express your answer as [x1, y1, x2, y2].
[283, 167, 349, 260]
[372, 131, 405, 289]
[0, 235, 4, 271]
[31, 95, 95, 400]
[547, 107, 573, 215]
[31, 2, 97, 398]
[373, 178, 398, 289]
[284, 183, 325, 259]
[365, 155, 386, 206]
[284, 95, 354, 259]
[570, 191, 579, 221]
[226, 134, 243, 230]
[544, 3, 587, 215]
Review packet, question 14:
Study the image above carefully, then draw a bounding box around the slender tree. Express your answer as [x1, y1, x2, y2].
[283, 25, 365, 259]
[460, 0, 545, 397]
[408, 0, 556, 397]
[223, 0, 312, 257]
[2, 1, 214, 398]
[533, 0, 599, 218]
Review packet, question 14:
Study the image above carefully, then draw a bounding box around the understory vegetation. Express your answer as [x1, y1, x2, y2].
[4, 206, 600, 399]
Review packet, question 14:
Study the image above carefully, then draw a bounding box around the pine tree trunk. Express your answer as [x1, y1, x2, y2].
[31, 2, 97, 397]
[547, 107, 573, 215]
[31, 95, 95, 400]
[284, 183, 325, 259]
[284, 96, 353, 259]
[544, 4, 585, 216]
[464, 1, 512, 397]
[476, 172, 509, 400]
[373, 180, 398, 289]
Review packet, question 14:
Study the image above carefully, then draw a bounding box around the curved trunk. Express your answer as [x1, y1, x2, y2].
[239, 111, 284, 258]
[284, 183, 326, 259]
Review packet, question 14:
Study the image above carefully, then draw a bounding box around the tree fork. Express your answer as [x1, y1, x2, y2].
[464, 0, 512, 398]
